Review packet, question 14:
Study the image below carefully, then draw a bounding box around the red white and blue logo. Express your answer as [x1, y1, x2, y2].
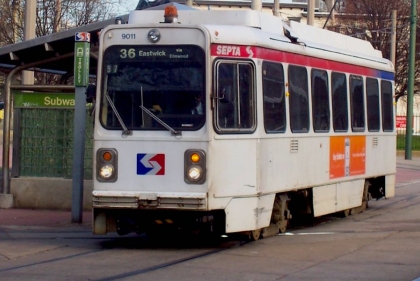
[137, 154, 165, 175]
[75, 32, 91, 42]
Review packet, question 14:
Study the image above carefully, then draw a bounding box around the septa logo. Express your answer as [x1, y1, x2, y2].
[75, 32, 91, 42]
[137, 154, 165, 175]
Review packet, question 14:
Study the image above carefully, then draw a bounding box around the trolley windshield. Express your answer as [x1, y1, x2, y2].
[100, 45, 205, 131]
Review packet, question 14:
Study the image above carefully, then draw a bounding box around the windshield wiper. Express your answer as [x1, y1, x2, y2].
[139, 105, 181, 136]
[105, 93, 132, 136]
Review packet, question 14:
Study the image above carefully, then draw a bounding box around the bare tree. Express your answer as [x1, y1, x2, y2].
[328, 0, 418, 101]
[0, 0, 23, 45]
[0, 0, 122, 44]
[0, 0, 124, 87]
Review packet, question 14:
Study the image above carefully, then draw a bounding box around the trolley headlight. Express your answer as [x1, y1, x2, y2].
[188, 166, 203, 181]
[99, 164, 115, 179]
[96, 148, 118, 182]
[184, 150, 206, 184]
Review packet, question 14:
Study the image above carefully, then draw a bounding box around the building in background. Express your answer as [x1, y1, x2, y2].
[137, 0, 334, 27]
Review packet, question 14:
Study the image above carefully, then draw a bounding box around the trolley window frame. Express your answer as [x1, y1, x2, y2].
[213, 59, 257, 134]
[311, 68, 330, 133]
[288, 64, 310, 133]
[381, 80, 394, 132]
[350, 75, 365, 132]
[366, 77, 380, 132]
[331, 72, 349, 132]
[262, 61, 287, 134]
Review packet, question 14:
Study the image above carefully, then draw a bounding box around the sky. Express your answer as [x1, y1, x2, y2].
[116, 0, 139, 15]
[116, 0, 303, 15]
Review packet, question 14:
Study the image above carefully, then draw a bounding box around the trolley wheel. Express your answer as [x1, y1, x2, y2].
[278, 220, 288, 233]
[249, 229, 261, 241]
[363, 181, 371, 209]
[341, 209, 350, 218]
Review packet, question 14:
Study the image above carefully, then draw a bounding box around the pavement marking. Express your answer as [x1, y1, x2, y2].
[280, 232, 336, 236]
[396, 180, 420, 187]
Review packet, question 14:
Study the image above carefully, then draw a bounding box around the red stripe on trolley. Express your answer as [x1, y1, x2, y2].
[210, 44, 391, 79]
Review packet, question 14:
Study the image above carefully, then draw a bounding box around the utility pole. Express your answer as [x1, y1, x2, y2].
[23, 0, 36, 85]
[54, 0, 61, 32]
[390, 10, 397, 66]
[72, 32, 90, 223]
[251, 0, 262, 11]
[12, 0, 19, 43]
[273, 0, 280, 17]
[405, 0, 417, 160]
[307, 0, 315, 26]
[391, 10, 397, 126]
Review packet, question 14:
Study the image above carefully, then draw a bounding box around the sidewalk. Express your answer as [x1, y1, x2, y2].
[0, 208, 92, 228]
[396, 152, 420, 167]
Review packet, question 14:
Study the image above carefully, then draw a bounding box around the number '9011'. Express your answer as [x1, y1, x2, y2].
[122, 34, 136, 39]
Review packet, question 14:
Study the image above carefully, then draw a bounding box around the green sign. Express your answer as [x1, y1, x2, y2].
[74, 41, 90, 87]
[14, 92, 75, 108]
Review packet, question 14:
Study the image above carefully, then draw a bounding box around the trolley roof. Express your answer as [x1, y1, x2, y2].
[0, 2, 391, 76]
[126, 4, 388, 67]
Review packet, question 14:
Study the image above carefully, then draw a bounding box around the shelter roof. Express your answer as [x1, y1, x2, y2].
[0, 14, 129, 76]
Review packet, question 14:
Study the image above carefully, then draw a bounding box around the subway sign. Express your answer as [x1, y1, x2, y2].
[14, 92, 76, 108]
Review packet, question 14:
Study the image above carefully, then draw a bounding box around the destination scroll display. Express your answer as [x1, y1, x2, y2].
[103, 45, 203, 63]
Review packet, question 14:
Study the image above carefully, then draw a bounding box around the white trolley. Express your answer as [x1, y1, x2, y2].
[92, 5, 396, 240]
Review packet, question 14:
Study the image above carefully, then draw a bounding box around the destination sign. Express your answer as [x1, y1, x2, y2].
[103, 45, 203, 62]
[119, 48, 188, 59]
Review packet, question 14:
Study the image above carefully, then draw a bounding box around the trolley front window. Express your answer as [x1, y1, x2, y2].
[100, 45, 205, 131]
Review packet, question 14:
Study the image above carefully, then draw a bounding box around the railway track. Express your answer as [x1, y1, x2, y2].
[94, 238, 247, 281]
[1, 166, 419, 280]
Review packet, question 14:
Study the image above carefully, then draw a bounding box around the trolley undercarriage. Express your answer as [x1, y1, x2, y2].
[93, 177, 388, 240]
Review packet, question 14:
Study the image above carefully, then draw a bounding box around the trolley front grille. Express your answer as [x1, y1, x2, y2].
[93, 195, 206, 210]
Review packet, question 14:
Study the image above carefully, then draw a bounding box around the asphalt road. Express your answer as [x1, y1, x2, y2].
[0, 158, 419, 281]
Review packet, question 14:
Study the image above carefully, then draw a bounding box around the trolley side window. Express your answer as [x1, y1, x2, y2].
[381, 80, 394, 132]
[288, 65, 309, 133]
[214, 61, 256, 133]
[350, 75, 365, 132]
[311, 69, 330, 133]
[262, 61, 286, 133]
[366, 78, 380, 132]
[331, 72, 348, 132]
